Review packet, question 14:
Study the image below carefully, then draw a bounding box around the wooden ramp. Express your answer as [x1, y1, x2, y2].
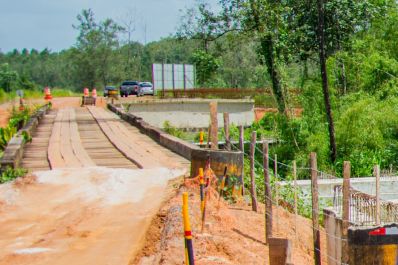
[88, 106, 189, 169]
[22, 106, 189, 172]
[21, 110, 56, 171]
[48, 108, 95, 168]
[75, 108, 138, 169]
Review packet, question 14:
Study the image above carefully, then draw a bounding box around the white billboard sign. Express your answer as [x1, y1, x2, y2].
[152, 64, 195, 90]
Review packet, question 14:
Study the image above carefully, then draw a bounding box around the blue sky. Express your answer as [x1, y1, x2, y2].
[0, 0, 217, 53]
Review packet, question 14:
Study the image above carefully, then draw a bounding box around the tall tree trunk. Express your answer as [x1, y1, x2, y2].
[340, 60, 347, 94]
[300, 59, 308, 89]
[317, 0, 337, 162]
[261, 35, 285, 113]
[249, 0, 286, 114]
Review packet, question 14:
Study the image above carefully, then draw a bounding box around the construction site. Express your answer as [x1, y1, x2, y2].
[0, 91, 397, 265]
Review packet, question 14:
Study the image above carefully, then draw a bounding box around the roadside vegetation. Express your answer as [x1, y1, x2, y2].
[0, 107, 34, 155]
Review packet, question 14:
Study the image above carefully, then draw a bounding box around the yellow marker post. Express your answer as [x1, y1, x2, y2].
[199, 131, 204, 145]
[199, 168, 205, 215]
[182, 192, 195, 265]
[218, 166, 227, 204]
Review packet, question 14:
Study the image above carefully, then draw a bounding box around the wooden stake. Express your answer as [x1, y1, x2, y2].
[238, 125, 245, 195]
[238, 125, 244, 152]
[223, 112, 231, 151]
[342, 161, 350, 265]
[263, 140, 273, 243]
[375, 165, 381, 226]
[206, 126, 211, 148]
[293, 160, 298, 238]
[274, 154, 279, 232]
[310, 152, 321, 265]
[209, 101, 218, 150]
[250, 131, 258, 212]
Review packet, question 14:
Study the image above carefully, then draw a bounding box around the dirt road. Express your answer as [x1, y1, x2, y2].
[0, 96, 188, 264]
[0, 167, 185, 265]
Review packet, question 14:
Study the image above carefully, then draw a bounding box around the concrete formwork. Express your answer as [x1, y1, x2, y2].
[348, 224, 398, 265]
[324, 208, 344, 265]
[190, 148, 243, 178]
[108, 104, 244, 180]
[127, 98, 255, 129]
[324, 207, 398, 265]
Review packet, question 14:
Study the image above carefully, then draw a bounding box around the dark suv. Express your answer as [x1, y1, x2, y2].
[120, 81, 139, 97]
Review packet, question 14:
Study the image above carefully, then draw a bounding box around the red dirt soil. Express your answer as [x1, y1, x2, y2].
[133, 184, 329, 265]
[255, 107, 303, 121]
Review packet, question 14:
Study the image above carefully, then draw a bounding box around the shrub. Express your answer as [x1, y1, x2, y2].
[0, 167, 27, 183]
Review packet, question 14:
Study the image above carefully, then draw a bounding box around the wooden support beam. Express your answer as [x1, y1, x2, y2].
[269, 237, 292, 265]
[342, 161, 350, 265]
[250, 131, 258, 212]
[310, 152, 321, 265]
[263, 140, 273, 243]
[209, 102, 218, 150]
[293, 160, 298, 238]
[238, 125, 244, 152]
[223, 112, 231, 151]
[375, 165, 381, 226]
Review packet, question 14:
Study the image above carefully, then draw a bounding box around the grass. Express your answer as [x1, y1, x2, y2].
[0, 88, 80, 103]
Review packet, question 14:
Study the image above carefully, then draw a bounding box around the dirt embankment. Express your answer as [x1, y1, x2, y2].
[133, 183, 329, 265]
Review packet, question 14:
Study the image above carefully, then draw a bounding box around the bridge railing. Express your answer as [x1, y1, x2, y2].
[333, 184, 398, 226]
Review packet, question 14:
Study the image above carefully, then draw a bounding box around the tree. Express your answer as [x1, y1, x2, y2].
[120, 8, 137, 78]
[72, 9, 123, 88]
[0, 63, 18, 92]
[316, 0, 337, 162]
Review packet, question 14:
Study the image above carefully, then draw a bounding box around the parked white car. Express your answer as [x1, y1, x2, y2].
[137, 82, 154, 96]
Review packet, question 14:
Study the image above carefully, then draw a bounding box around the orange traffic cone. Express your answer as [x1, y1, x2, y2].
[19, 98, 25, 111]
[44, 87, 52, 100]
[83, 87, 89, 97]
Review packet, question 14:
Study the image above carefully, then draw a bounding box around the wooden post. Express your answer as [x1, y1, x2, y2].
[263, 140, 273, 243]
[269, 238, 292, 265]
[274, 154, 278, 205]
[209, 102, 218, 150]
[250, 131, 258, 212]
[310, 152, 321, 265]
[342, 161, 351, 265]
[239, 125, 245, 195]
[238, 125, 244, 152]
[223, 112, 231, 151]
[274, 154, 279, 232]
[375, 165, 381, 226]
[206, 126, 211, 148]
[293, 160, 298, 238]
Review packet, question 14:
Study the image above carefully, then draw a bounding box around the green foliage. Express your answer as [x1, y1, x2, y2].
[0, 107, 32, 151]
[71, 9, 124, 88]
[8, 107, 31, 130]
[0, 126, 17, 150]
[191, 50, 221, 86]
[0, 63, 18, 92]
[0, 167, 27, 184]
[162, 121, 186, 139]
[0, 88, 8, 103]
[21, 131, 32, 144]
[220, 174, 242, 203]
